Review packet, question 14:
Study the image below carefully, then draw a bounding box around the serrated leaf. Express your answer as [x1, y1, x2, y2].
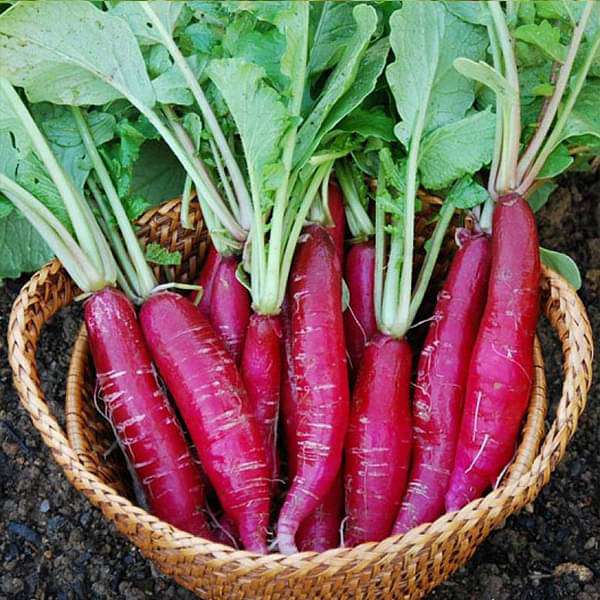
[0, 1, 156, 107]
[514, 20, 567, 62]
[540, 247, 581, 289]
[419, 109, 496, 190]
[386, 2, 488, 138]
[152, 55, 207, 106]
[110, 0, 184, 46]
[446, 176, 490, 209]
[293, 4, 379, 168]
[145, 242, 181, 266]
[207, 58, 289, 210]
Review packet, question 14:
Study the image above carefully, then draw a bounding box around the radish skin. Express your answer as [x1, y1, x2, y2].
[140, 291, 270, 553]
[344, 334, 412, 545]
[84, 288, 211, 538]
[210, 256, 250, 363]
[446, 195, 540, 511]
[191, 244, 222, 315]
[393, 235, 491, 534]
[276, 225, 350, 554]
[344, 241, 377, 370]
[241, 313, 283, 489]
[297, 471, 344, 552]
[327, 181, 346, 264]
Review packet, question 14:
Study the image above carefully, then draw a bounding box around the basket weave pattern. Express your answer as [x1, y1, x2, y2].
[7, 200, 594, 599]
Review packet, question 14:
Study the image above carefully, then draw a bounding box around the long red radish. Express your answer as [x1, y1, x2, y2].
[344, 241, 377, 370]
[327, 181, 346, 263]
[85, 288, 211, 538]
[344, 334, 412, 545]
[276, 225, 350, 554]
[446, 195, 540, 511]
[140, 291, 270, 553]
[393, 234, 491, 534]
[297, 471, 344, 552]
[191, 244, 222, 315]
[241, 313, 283, 489]
[210, 255, 251, 363]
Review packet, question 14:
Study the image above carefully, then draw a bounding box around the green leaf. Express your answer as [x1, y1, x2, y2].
[110, 0, 184, 46]
[152, 55, 207, 106]
[293, 4, 379, 168]
[556, 79, 600, 147]
[0, 210, 53, 279]
[207, 58, 289, 209]
[538, 143, 573, 178]
[308, 1, 357, 75]
[0, 0, 156, 107]
[514, 20, 567, 62]
[453, 58, 517, 102]
[419, 108, 496, 190]
[386, 2, 488, 137]
[446, 175, 490, 209]
[129, 140, 187, 205]
[145, 242, 181, 266]
[527, 181, 558, 212]
[338, 106, 395, 141]
[540, 247, 581, 289]
[442, 1, 490, 25]
[300, 35, 389, 166]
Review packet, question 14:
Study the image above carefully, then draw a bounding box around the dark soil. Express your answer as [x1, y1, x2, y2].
[0, 173, 598, 599]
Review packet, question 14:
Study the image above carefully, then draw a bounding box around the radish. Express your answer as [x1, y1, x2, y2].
[85, 288, 211, 537]
[326, 181, 346, 263]
[445, 2, 596, 510]
[297, 471, 344, 552]
[345, 334, 412, 545]
[445, 197, 539, 510]
[343, 241, 377, 370]
[191, 244, 222, 315]
[276, 224, 350, 554]
[336, 158, 377, 371]
[210, 255, 251, 363]
[140, 291, 270, 553]
[241, 313, 283, 489]
[393, 233, 491, 533]
[0, 94, 213, 537]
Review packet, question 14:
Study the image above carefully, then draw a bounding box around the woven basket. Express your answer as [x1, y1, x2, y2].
[8, 198, 594, 599]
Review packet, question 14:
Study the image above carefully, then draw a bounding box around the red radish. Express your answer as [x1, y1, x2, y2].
[140, 291, 270, 553]
[191, 244, 222, 315]
[85, 288, 211, 538]
[327, 181, 346, 263]
[210, 255, 251, 363]
[393, 234, 491, 534]
[297, 471, 344, 552]
[344, 241, 377, 370]
[241, 313, 283, 488]
[276, 225, 350, 554]
[344, 334, 412, 545]
[446, 195, 540, 511]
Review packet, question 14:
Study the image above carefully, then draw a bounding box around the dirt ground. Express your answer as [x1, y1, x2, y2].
[0, 172, 598, 599]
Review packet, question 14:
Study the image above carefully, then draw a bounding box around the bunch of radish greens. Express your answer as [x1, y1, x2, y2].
[0, 0, 598, 555]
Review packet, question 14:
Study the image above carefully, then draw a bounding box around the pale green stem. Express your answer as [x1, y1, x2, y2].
[489, 1, 521, 193]
[392, 105, 428, 338]
[374, 164, 386, 331]
[407, 205, 455, 326]
[140, 1, 252, 229]
[518, 26, 600, 194]
[516, 0, 593, 183]
[336, 159, 373, 238]
[381, 222, 403, 332]
[208, 137, 240, 224]
[87, 177, 140, 296]
[0, 174, 106, 291]
[72, 107, 157, 298]
[262, 3, 310, 313]
[275, 160, 333, 311]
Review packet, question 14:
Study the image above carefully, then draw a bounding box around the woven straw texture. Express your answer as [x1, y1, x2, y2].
[7, 199, 594, 599]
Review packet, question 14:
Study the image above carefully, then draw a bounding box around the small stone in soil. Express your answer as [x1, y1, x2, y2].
[554, 562, 594, 583]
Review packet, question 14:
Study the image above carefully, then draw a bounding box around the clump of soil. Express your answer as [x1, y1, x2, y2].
[0, 172, 598, 599]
